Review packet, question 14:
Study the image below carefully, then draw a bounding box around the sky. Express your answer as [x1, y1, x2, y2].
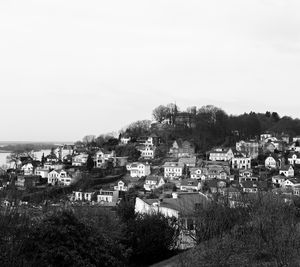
[1, 0, 300, 142]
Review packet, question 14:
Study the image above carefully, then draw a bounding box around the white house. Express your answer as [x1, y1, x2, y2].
[57, 170, 73, 186]
[239, 169, 253, 178]
[135, 192, 210, 249]
[292, 136, 300, 143]
[265, 156, 279, 169]
[138, 145, 155, 159]
[94, 149, 115, 168]
[21, 163, 34, 176]
[34, 167, 49, 178]
[180, 179, 201, 191]
[236, 140, 259, 159]
[163, 162, 184, 179]
[114, 180, 128, 191]
[209, 148, 234, 161]
[144, 176, 165, 191]
[272, 175, 286, 187]
[231, 156, 251, 170]
[282, 178, 300, 188]
[47, 170, 59, 185]
[127, 162, 151, 178]
[260, 133, 272, 142]
[97, 189, 119, 204]
[279, 165, 294, 177]
[43, 162, 64, 170]
[120, 137, 131, 145]
[189, 167, 206, 180]
[73, 191, 95, 201]
[72, 153, 89, 166]
[288, 152, 300, 166]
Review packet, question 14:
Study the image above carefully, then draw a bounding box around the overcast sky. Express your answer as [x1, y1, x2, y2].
[0, 0, 300, 142]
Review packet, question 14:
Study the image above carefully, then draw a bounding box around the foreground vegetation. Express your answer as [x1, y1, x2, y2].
[0, 193, 299, 267]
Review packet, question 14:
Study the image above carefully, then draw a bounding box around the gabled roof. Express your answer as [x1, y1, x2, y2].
[144, 192, 209, 216]
[240, 181, 257, 189]
[145, 175, 163, 182]
[178, 157, 196, 165]
[286, 178, 300, 184]
[279, 165, 293, 171]
[210, 147, 233, 155]
[163, 162, 184, 168]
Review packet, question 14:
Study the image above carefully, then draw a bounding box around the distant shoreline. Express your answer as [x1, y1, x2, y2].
[0, 150, 12, 153]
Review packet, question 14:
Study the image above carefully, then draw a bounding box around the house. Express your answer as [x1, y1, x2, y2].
[21, 163, 34, 176]
[281, 134, 290, 144]
[34, 167, 49, 178]
[137, 135, 160, 147]
[231, 156, 251, 170]
[189, 167, 206, 180]
[73, 190, 95, 201]
[260, 133, 272, 142]
[288, 152, 300, 165]
[204, 165, 229, 180]
[45, 153, 59, 163]
[120, 137, 131, 145]
[135, 192, 210, 249]
[239, 169, 253, 178]
[15, 175, 40, 189]
[206, 179, 227, 193]
[292, 136, 300, 143]
[221, 186, 241, 199]
[240, 181, 258, 193]
[43, 162, 64, 170]
[72, 153, 89, 166]
[289, 143, 300, 152]
[57, 170, 73, 186]
[293, 186, 300, 196]
[97, 189, 119, 205]
[178, 157, 197, 167]
[263, 142, 276, 154]
[169, 140, 195, 158]
[236, 140, 259, 159]
[272, 175, 286, 187]
[163, 162, 184, 179]
[144, 176, 165, 191]
[180, 179, 201, 191]
[56, 145, 74, 161]
[239, 176, 259, 183]
[265, 155, 280, 169]
[94, 149, 115, 168]
[282, 178, 300, 188]
[47, 170, 60, 185]
[127, 162, 151, 178]
[114, 180, 128, 191]
[138, 145, 155, 159]
[279, 165, 294, 177]
[209, 148, 234, 162]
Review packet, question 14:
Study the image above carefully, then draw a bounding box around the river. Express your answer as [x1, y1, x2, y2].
[0, 149, 51, 169]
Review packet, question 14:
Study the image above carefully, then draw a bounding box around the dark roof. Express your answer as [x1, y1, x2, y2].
[160, 193, 209, 216]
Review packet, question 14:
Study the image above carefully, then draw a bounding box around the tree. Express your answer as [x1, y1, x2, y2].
[152, 105, 169, 123]
[82, 135, 96, 144]
[271, 112, 280, 122]
[127, 213, 179, 264]
[115, 144, 141, 161]
[20, 210, 128, 267]
[86, 154, 94, 172]
[41, 153, 45, 165]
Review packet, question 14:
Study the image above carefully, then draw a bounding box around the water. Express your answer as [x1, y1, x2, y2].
[0, 152, 10, 168]
[0, 149, 51, 169]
